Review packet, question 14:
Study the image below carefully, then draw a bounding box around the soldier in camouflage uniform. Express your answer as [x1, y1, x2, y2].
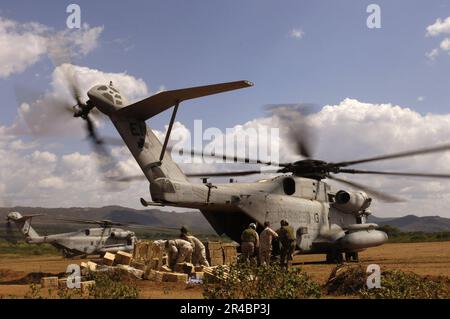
[179, 226, 209, 266]
[240, 223, 259, 263]
[165, 238, 193, 270]
[277, 219, 296, 268]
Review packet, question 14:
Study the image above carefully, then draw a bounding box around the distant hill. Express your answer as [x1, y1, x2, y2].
[0, 206, 215, 234]
[369, 214, 450, 232]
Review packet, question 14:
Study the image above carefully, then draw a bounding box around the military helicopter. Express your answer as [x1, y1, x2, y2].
[6, 212, 137, 258]
[34, 69, 450, 263]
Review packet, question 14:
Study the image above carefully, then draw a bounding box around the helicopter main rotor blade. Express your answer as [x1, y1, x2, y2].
[327, 175, 404, 203]
[338, 168, 450, 179]
[266, 103, 316, 159]
[186, 169, 277, 178]
[168, 146, 281, 167]
[333, 143, 450, 168]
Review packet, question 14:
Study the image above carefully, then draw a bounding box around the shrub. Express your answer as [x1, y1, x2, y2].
[326, 264, 449, 299]
[85, 269, 139, 299]
[203, 262, 322, 299]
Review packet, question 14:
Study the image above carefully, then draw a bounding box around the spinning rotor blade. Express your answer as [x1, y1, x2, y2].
[54, 217, 126, 227]
[169, 146, 280, 166]
[338, 168, 450, 179]
[186, 169, 277, 178]
[266, 103, 316, 159]
[334, 143, 450, 167]
[327, 175, 404, 203]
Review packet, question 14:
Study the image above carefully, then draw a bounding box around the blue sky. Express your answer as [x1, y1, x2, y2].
[1, 0, 450, 133]
[2, 1, 450, 214]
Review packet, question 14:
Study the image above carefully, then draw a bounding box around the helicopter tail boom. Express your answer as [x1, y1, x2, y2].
[6, 212, 41, 242]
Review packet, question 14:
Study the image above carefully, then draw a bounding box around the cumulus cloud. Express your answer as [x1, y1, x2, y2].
[4, 63, 148, 137]
[290, 28, 304, 39]
[425, 16, 450, 60]
[426, 16, 450, 37]
[0, 16, 104, 78]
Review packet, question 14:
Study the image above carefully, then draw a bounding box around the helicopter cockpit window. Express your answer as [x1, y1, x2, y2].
[85, 229, 90, 236]
[97, 86, 108, 91]
[283, 177, 296, 195]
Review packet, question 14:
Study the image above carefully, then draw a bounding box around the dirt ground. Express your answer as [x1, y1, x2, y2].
[0, 241, 449, 299]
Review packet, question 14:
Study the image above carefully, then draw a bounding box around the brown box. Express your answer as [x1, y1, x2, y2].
[150, 257, 161, 270]
[206, 242, 222, 250]
[163, 272, 188, 283]
[41, 276, 59, 288]
[102, 252, 115, 266]
[155, 271, 165, 282]
[131, 261, 146, 271]
[160, 265, 172, 272]
[115, 251, 133, 266]
[209, 256, 224, 266]
[87, 261, 98, 271]
[80, 280, 95, 294]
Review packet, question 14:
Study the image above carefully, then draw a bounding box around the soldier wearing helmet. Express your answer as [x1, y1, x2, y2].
[277, 219, 296, 268]
[240, 222, 259, 263]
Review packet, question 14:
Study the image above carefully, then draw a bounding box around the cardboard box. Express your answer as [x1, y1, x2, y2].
[103, 252, 115, 266]
[87, 261, 97, 271]
[115, 251, 133, 266]
[131, 261, 146, 271]
[163, 272, 188, 283]
[160, 265, 171, 272]
[41, 276, 59, 288]
[206, 242, 222, 250]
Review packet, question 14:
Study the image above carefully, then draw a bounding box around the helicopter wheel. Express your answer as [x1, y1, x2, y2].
[326, 250, 344, 264]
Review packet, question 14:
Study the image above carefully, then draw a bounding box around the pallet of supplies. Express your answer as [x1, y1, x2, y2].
[115, 251, 133, 266]
[206, 241, 224, 266]
[102, 252, 115, 266]
[222, 243, 238, 265]
[41, 276, 59, 288]
[163, 272, 188, 283]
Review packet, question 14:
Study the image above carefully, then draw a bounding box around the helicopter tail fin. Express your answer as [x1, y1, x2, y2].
[109, 81, 253, 183]
[6, 212, 41, 241]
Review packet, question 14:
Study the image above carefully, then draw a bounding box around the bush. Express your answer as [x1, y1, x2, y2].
[85, 269, 139, 299]
[203, 262, 322, 299]
[360, 270, 448, 299]
[326, 264, 449, 299]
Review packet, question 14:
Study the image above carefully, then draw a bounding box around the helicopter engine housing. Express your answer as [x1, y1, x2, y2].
[110, 231, 132, 239]
[333, 190, 371, 213]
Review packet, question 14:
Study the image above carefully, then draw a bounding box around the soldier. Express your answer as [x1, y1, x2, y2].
[259, 221, 279, 265]
[277, 219, 296, 268]
[179, 226, 210, 266]
[240, 223, 259, 262]
[164, 238, 193, 270]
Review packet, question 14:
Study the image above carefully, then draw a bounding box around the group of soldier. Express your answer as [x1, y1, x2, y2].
[159, 219, 296, 270]
[241, 219, 296, 267]
[159, 226, 210, 270]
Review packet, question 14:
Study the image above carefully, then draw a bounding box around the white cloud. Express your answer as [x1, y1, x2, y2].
[426, 16, 450, 37]
[440, 38, 450, 51]
[426, 48, 439, 60]
[417, 96, 425, 102]
[0, 16, 104, 78]
[4, 63, 148, 137]
[290, 28, 304, 39]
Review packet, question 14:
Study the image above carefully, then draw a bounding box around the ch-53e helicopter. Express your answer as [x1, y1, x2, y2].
[6, 212, 138, 258]
[39, 69, 450, 263]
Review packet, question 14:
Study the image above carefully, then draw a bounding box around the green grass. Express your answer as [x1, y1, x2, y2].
[379, 225, 450, 243]
[0, 240, 59, 257]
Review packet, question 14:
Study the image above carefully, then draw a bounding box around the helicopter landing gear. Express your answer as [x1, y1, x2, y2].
[326, 250, 344, 264]
[345, 252, 359, 262]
